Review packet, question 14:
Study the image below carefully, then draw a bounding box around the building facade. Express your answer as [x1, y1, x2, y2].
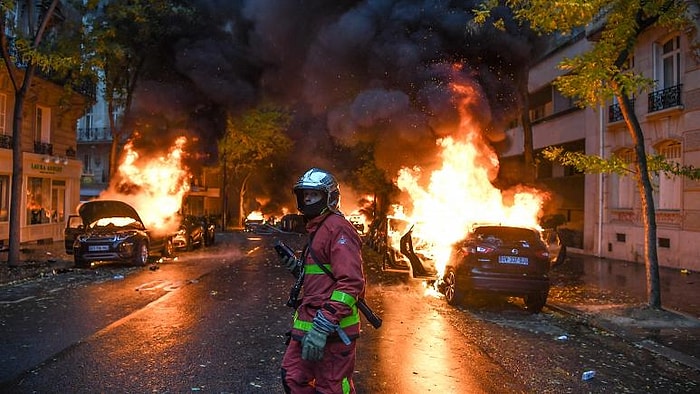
[0, 71, 88, 244]
[502, 15, 700, 270]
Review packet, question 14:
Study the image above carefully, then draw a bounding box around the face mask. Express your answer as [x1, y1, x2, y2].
[300, 199, 326, 219]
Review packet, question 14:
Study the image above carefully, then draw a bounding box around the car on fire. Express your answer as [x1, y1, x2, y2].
[66, 200, 174, 268]
[173, 215, 205, 251]
[437, 224, 563, 313]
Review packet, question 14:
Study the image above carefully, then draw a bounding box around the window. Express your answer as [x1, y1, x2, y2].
[529, 86, 553, 121]
[0, 175, 8, 222]
[26, 177, 65, 224]
[0, 93, 6, 135]
[611, 149, 635, 209]
[653, 140, 682, 210]
[35, 105, 51, 143]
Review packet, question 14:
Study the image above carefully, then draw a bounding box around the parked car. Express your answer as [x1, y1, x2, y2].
[372, 216, 437, 278]
[67, 200, 174, 268]
[173, 215, 205, 251]
[437, 225, 562, 313]
[202, 216, 216, 246]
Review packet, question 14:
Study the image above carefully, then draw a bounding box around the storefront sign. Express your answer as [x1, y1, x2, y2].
[31, 162, 64, 174]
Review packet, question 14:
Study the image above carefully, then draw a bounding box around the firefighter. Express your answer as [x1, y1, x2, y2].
[280, 168, 366, 394]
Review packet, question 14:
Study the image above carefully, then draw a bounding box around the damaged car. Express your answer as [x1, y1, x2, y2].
[68, 200, 174, 268]
[437, 224, 562, 313]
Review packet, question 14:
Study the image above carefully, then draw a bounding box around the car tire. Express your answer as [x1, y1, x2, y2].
[162, 238, 174, 258]
[524, 291, 548, 313]
[133, 242, 149, 266]
[74, 256, 89, 268]
[444, 268, 465, 306]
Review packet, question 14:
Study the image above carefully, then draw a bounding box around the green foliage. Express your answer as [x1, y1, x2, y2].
[542, 146, 700, 180]
[219, 106, 293, 172]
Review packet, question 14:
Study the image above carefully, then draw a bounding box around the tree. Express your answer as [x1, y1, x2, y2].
[85, 0, 195, 178]
[476, 0, 693, 308]
[0, 0, 91, 266]
[218, 106, 292, 228]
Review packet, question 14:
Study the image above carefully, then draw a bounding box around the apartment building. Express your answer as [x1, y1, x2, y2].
[0, 71, 88, 244]
[502, 20, 700, 270]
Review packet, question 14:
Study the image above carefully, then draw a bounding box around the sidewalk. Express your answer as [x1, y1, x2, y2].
[548, 252, 700, 370]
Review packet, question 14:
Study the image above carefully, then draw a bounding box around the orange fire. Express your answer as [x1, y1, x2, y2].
[99, 136, 191, 234]
[392, 82, 549, 278]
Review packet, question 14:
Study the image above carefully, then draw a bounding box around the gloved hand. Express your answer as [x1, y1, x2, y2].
[301, 310, 337, 361]
[281, 256, 300, 277]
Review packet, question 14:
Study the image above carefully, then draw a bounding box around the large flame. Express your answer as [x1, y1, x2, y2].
[99, 136, 191, 234]
[393, 82, 549, 277]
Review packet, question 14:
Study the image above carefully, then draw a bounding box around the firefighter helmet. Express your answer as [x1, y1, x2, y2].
[293, 168, 341, 217]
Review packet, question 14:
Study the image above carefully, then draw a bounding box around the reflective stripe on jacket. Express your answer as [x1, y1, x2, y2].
[290, 212, 365, 340]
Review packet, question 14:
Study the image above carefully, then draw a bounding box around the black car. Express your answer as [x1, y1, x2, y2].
[438, 225, 563, 313]
[173, 215, 205, 251]
[68, 200, 174, 268]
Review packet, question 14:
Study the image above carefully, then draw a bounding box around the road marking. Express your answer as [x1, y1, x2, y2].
[135, 280, 186, 292]
[0, 296, 37, 304]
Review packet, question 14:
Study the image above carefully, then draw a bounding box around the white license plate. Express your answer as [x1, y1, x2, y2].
[498, 255, 528, 265]
[89, 245, 110, 252]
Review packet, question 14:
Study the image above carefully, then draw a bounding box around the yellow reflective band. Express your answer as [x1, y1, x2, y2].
[331, 290, 357, 307]
[304, 264, 333, 274]
[292, 308, 360, 331]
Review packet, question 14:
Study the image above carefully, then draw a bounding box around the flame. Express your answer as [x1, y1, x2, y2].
[393, 82, 549, 278]
[99, 136, 191, 234]
[247, 210, 264, 221]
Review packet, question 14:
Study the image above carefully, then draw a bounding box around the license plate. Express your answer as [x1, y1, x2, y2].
[498, 255, 528, 265]
[89, 245, 110, 252]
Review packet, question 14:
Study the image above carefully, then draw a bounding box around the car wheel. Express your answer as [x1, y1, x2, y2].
[133, 242, 149, 266]
[162, 238, 174, 257]
[444, 268, 465, 306]
[524, 291, 548, 313]
[74, 255, 89, 268]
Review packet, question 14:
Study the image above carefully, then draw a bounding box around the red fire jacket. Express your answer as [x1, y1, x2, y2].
[290, 212, 366, 341]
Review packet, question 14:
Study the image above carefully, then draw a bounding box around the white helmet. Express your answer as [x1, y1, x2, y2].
[293, 168, 341, 217]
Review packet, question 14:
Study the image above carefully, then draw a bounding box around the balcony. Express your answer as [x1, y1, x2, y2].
[33, 141, 53, 155]
[0, 134, 11, 149]
[78, 127, 113, 142]
[608, 98, 635, 123]
[648, 84, 682, 113]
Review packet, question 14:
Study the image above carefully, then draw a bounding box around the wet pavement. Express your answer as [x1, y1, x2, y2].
[3, 241, 700, 372]
[548, 252, 700, 370]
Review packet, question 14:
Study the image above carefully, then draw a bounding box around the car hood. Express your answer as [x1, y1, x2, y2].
[78, 200, 143, 225]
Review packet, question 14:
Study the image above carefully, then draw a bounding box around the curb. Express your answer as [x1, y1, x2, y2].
[547, 302, 700, 371]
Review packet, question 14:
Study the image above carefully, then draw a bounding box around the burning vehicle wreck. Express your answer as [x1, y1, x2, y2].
[372, 216, 566, 313]
[66, 200, 174, 268]
[436, 224, 565, 313]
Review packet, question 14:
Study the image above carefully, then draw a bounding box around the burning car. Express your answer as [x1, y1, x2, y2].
[372, 216, 437, 278]
[173, 215, 205, 251]
[437, 224, 561, 313]
[68, 200, 174, 268]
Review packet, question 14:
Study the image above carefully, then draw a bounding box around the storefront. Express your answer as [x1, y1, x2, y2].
[0, 149, 81, 244]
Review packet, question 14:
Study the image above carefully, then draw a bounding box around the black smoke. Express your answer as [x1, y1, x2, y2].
[129, 0, 538, 212]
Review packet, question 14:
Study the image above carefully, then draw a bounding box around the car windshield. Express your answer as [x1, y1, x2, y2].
[90, 217, 141, 229]
[474, 226, 540, 244]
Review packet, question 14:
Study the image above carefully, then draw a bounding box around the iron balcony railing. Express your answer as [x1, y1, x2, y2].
[0, 134, 11, 149]
[78, 127, 113, 142]
[608, 98, 635, 123]
[34, 141, 53, 155]
[648, 84, 682, 113]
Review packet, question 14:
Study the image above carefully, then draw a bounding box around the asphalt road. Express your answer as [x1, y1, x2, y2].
[1, 231, 699, 393]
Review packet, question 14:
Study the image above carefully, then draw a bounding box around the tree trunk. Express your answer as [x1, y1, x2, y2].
[618, 92, 661, 308]
[238, 172, 251, 228]
[6, 67, 35, 266]
[518, 69, 536, 184]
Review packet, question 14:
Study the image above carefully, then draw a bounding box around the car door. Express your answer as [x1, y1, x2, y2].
[64, 215, 84, 254]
